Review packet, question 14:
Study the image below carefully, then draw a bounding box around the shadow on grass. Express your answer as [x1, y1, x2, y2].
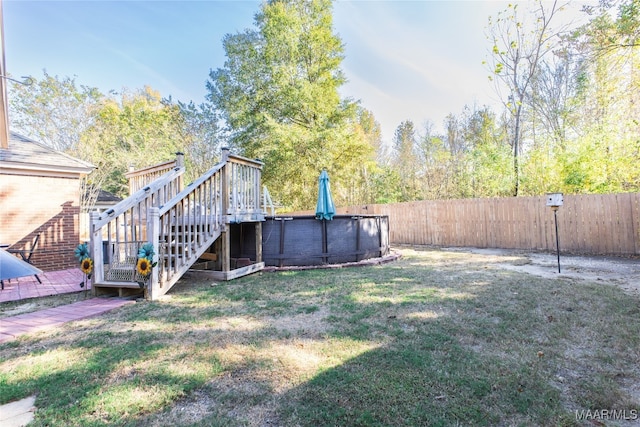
[1, 249, 639, 426]
[272, 273, 568, 426]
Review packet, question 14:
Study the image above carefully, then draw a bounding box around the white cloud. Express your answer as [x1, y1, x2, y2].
[335, 1, 501, 140]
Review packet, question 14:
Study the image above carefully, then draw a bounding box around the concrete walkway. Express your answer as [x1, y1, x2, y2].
[0, 395, 36, 427]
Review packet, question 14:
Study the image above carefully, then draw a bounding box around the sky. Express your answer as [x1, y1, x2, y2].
[2, 0, 591, 144]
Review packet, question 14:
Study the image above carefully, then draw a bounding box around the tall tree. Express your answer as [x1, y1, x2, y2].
[486, 0, 567, 196]
[8, 71, 103, 152]
[207, 0, 369, 210]
[77, 87, 186, 198]
[347, 107, 383, 204]
[391, 120, 420, 201]
[355, 107, 383, 163]
[565, 0, 640, 193]
[463, 106, 512, 197]
[177, 100, 225, 179]
[526, 44, 584, 148]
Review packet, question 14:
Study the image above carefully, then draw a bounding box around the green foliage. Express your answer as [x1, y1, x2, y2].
[369, 166, 404, 204]
[469, 135, 513, 197]
[485, 1, 566, 196]
[177, 100, 225, 179]
[76, 87, 186, 197]
[208, 0, 371, 210]
[383, 106, 514, 201]
[7, 0, 640, 207]
[559, 0, 640, 194]
[391, 120, 421, 202]
[8, 71, 103, 152]
[7, 249, 640, 425]
[345, 107, 384, 205]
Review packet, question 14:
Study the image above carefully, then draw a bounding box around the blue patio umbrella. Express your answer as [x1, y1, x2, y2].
[0, 248, 42, 289]
[315, 169, 336, 220]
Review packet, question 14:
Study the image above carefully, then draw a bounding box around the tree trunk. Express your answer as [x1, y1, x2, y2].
[513, 104, 522, 196]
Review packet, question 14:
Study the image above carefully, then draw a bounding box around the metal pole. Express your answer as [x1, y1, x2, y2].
[554, 208, 561, 273]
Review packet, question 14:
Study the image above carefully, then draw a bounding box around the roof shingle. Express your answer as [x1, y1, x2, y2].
[0, 132, 95, 175]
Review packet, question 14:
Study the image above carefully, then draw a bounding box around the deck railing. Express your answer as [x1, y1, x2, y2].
[89, 164, 186, 285]
[226, 153, 264, 222]
[90, 149, 264, 299]
[125, 154, 183, 195]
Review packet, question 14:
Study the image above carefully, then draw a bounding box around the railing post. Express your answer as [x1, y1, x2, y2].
[221, 147, 230, 219]
[263, 187, 267, 215]
[147, 207, 160, 300]
[89, 211, 104, 293]
[128, 164, 135, 195]
[254, 167, 260, 214]
[220, 147, 231, 272]
[175, 152, 184, 168]
[177, 152, 185, 195]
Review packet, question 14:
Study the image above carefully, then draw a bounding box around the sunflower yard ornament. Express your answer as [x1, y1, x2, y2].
[74, 242, 90, 263]
[80, 257, 93, 275]
[136, 257, 153, 277]
[74, 242, 92, 296]
[136, 243, 157, 288]
[137, 243, 155, 261]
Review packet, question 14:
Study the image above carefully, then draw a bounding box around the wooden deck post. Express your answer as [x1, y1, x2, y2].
[221, 229, 230, 272]
[89, 211, 103, 295]
[255, 222, 262, 264]
[221, 147, 231, 272]
[175, 152, 185, 194]
[175, 152, 184, 168]
[147, 207, 160, 300]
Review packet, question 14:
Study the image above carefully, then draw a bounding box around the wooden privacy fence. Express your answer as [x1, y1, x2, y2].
[335, 193, 640, 256]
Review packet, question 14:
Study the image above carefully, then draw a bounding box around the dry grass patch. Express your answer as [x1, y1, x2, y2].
[1, 247, 639, 426]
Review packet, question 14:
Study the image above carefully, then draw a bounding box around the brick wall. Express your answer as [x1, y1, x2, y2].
[0, 174, 81, 271]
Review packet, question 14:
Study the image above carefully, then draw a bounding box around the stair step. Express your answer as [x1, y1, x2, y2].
[93, 281, 144, 289]
[93, 281, 145, 298]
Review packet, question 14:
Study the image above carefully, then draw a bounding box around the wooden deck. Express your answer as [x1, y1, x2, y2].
[90, 150, 266, 300]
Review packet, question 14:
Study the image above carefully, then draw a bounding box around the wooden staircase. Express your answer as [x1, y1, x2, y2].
[89, 149, 265, 300]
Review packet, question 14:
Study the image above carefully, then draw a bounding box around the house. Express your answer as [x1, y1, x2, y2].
[0, 132, 95, 271]
[91, 188, 122, 212]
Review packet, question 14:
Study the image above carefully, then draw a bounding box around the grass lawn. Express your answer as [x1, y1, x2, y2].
[1, 247, 639, 426]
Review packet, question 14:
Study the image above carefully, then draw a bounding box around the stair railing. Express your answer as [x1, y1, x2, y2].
[262, 185, 277, 216]
[146, 149, 264, 299]
[89, 164, 185, 284]
[150, 162, 225, 297]
[90, 149, 264, 300]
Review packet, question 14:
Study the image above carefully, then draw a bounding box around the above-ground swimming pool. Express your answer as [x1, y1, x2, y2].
[229, 215, 390, 267]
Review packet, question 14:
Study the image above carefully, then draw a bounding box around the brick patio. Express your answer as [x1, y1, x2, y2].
[0, 297, 134, 343]
[0, 268, 89, 303]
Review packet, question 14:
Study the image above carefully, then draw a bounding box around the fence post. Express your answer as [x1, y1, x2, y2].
[89, 212, 104, 292]
[147, 207, 160, 300]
